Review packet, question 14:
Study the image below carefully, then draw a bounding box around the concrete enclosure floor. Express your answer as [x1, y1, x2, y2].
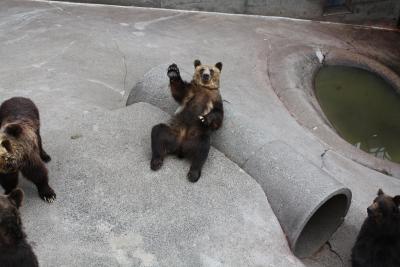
[0, 0, 400, 266]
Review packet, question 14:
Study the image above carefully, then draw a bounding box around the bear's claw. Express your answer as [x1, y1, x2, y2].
[44, 196, 56, 203]
[167, 64, 180, 79]
[39, 186, 56, 203]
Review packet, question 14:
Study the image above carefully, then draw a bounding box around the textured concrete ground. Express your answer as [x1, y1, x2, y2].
[20, 100, 303, 266]
[0, 0, 400, 266]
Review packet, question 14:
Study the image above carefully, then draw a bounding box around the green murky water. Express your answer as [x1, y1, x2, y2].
[315, 66, 400, 164]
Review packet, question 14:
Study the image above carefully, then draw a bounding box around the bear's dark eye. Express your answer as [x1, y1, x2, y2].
[200, 68, 205, 74]
[210, 69, 214, 76]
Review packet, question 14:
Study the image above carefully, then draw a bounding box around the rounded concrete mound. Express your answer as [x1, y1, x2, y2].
[127, 64, 352, 257]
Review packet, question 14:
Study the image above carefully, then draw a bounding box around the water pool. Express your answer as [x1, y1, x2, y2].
[315, 66, 400, 164]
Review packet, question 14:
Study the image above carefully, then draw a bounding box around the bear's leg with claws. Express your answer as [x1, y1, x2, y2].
[185, 135, 210, 183]
[0, 172, 19, 194]
[151, 123, 179, 171]
[21, 156, 56, 202]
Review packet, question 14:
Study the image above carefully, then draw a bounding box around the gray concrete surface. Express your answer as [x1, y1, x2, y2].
[19, 100, 303, 266]
[51, 0, 400, 27]
[1, 0, 400, 266]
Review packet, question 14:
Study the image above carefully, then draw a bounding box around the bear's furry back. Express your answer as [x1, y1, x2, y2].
[0, 241, 39, 267]
[0, 209, 39, 267]
[351, 216, 400, 267]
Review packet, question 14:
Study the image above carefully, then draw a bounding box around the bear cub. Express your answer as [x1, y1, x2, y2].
[0, 188, 39, 267]
[351, 189, 400, 267]
[0, 97, 56, 202]
[151, 60, 224, 182]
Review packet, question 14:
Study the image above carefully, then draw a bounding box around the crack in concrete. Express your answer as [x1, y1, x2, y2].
[240, 143, 266, 169]
[320, 149, 329, 169]
[326, 241, 345, 267]
[134, 13, 184, 31]
[87, 79, 124, 95]
[113, 41, 128, 96]
[264, 39, 273, 85]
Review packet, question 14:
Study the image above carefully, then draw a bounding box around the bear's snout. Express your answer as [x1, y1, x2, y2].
[202, 73, 210, 81]
[201, 68, 211, 82]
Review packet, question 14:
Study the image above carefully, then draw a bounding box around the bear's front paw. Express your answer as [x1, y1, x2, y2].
[187, 169, 201, 183]
[39, 186, 56, 203]
[150, 157, 163, 171]
[167, 64, 180, 80]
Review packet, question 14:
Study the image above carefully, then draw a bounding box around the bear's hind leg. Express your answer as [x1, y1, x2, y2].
[185, 135, 210, 183]
[151, 123, 178, 171]
[0, 172, 19, 194]
[36, 129, 51, 163]
[21, 156, 56, 202]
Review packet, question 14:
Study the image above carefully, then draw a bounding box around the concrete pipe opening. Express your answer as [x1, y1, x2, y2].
[294, 192, 349, 258]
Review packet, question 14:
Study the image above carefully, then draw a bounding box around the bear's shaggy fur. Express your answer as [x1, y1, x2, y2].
[351, 189, 400, 267]
[0, 188, 39, 267]
[0, 97, 56, 202]
[150, 60, 224, 182]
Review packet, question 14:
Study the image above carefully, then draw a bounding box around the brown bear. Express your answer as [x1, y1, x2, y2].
[351, 189, 400, 267]
[0, 97, 56, 202]
[151, 60, 224, 182]
[0, 188, 39, 267]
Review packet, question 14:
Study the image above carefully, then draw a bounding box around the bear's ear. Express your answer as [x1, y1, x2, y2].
[215, 62, 223, 71]
[377, 189, 384, 196]
[8, 188, 24, 208]
[1, 139, 12, 153]
[394, 196, 400, 206]
[194, 59, 202, 68]
[4, 124, 22, 138]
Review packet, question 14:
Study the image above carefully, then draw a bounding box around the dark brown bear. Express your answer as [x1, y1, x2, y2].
[351, 189, 400, 267]
[0, 97, 56, 202]
[151, 60, 224, 182]
[0, 188, 39, 267]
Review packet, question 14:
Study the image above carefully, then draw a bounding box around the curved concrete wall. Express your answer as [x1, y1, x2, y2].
[268, 46, 400, 178]
[53, 0, 400, 27]
[126, 64, 352, 257]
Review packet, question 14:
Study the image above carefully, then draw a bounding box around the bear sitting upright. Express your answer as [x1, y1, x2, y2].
[151, 60, 224, 182]
[0, 188, 39, 267]
[351, 189, 400, 267]
[0, 97, 56, 202]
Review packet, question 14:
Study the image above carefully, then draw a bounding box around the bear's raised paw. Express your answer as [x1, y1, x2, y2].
[167, 64, 180, 80]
